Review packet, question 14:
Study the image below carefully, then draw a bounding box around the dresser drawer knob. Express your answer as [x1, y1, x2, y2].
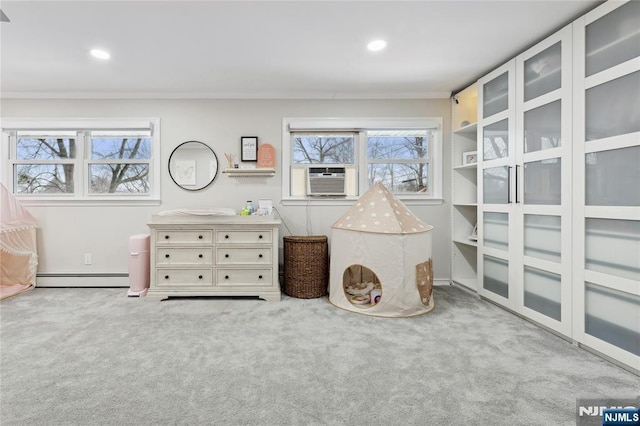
[164, 275, 169, 279]
[225, 254, 229, 258]
[258, 275, 263, 279]
[225, 235, 229, 239]
[198, 275, 203, 279]
[165, 254, 170, 258]
[198, 235, 203, 239]
[198, 254, 203, 258]
[225, 275, 229, 279]
[258, 235, 263, 239]
[165, 235, 170, 239]
[258, 254, 263, 258]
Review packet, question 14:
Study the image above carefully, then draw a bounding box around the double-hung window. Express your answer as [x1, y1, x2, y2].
[366, 129, 432, 194]
[283, 117, 442, 202]
[2, 118, 160, 203]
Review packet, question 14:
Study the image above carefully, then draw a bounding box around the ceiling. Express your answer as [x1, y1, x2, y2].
[0, 0, 601, 99]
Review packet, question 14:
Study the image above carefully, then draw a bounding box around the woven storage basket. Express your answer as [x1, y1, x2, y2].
[283, 235, 329, 298]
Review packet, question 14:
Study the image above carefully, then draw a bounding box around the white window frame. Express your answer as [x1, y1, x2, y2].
[1, 118, 161, 205]
[282, 117, 443, 205]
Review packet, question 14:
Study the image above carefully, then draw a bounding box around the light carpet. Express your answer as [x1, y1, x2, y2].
[0, 285, 637, 425]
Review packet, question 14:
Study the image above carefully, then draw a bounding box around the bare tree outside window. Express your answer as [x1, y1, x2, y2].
[367, 130, 431, 193]
[292, 134, 354, 164]
[14, 130, 152, 195]
[15, 135, 76, 194]
[90, 133, 151, 193]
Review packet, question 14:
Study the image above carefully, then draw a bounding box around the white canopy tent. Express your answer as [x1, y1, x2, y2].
[0, 183, 38, 299]
[329, 183, 434, 317]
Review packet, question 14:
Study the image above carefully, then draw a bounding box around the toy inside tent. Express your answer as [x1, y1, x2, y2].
[0, 183, 38, 299]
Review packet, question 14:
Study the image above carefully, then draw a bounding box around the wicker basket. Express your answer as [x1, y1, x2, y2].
[283, 235, 329, 298]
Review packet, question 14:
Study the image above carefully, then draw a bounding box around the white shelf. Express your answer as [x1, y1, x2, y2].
[454, 163, 477, 170]
[454, 122, 477, 136]
[453, 237, 478, 247]
[222, 168, 275, 177]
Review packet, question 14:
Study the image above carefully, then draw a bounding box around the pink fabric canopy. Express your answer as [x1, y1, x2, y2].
[1, 183, 38, 299]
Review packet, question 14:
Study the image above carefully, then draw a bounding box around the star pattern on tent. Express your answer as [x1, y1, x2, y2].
[331, 182, 433, 234]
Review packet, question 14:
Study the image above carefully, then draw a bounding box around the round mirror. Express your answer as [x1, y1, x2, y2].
[168, 141, 219, 191]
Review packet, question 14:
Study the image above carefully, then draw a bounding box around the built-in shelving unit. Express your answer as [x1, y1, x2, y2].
[451, 84, 478, 291]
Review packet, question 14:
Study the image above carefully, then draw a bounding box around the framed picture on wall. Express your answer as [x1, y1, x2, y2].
[241, 136, 258, 162]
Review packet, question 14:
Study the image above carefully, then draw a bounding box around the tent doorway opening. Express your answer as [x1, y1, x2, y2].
[343, 264, 381, 308]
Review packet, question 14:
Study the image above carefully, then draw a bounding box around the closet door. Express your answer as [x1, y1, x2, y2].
[572, 0, 640, 370]
[477, 61, 518, 309]
[514, 25, 573, 336]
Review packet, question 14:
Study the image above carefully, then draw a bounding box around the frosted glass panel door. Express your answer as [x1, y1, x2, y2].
[483, 212, 508, 250]
[524, 267, 562, 321]
[585, 218, 640, 281]
[524, 215, 561, 263]
[573, 0, 640, 370]
[483, 72, 509, 118]
[585, 71, 640, 140]
[482, 167, 510, 204]
[524, 101, 561, 153]
[585, 145, 640, 206]
[523, 158, 562, 205]
[478, 60, 517, 309]
[585, 283, 640, 357]
[483, 119, 509, 161]
[516, 24, 572, 335]
[585, 0, 640, 77]
[483, 255, 509, 299]
[524, 42, 562, 101]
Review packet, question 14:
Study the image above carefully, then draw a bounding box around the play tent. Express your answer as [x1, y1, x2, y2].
[329, 183, 434, 317]
[1, 183, 38, 299]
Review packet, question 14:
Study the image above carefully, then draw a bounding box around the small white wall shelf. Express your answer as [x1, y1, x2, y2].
[222, 168, 275, 177]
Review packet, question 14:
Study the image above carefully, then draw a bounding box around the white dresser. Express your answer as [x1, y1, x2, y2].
[147, 215, 281, 301]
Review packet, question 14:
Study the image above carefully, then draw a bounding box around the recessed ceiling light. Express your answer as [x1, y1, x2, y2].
[90, 49, 111, 60]
[367, 39, 387, 52]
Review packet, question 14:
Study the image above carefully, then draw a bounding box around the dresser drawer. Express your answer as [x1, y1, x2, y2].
[216, 230, 272, 244]
[157, 248, 213, 265]
[216, 268, 272, 286]
[216, 247, 272, 264]
[156, 268, 213, 287]
[156, 230, 212, 245]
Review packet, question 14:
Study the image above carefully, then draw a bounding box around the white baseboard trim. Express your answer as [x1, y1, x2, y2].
[36, 275, 450, 289]
[36, 273, 129, 287]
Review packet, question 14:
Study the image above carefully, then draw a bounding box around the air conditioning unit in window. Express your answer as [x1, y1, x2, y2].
[307, 167, 346, 196]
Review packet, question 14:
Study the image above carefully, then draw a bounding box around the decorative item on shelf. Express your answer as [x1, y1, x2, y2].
[462, 150, 478, 165]
[469, 223, 478, 241]
[241, 136, 258, 162]
[224, 153, 236, 169]
[257, 143, 276, 169]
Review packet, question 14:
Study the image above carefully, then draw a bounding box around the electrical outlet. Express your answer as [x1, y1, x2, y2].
[84, 253, 92, 265]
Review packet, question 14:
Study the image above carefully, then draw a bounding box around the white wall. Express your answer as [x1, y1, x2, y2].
[1, 98, 452, 283]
